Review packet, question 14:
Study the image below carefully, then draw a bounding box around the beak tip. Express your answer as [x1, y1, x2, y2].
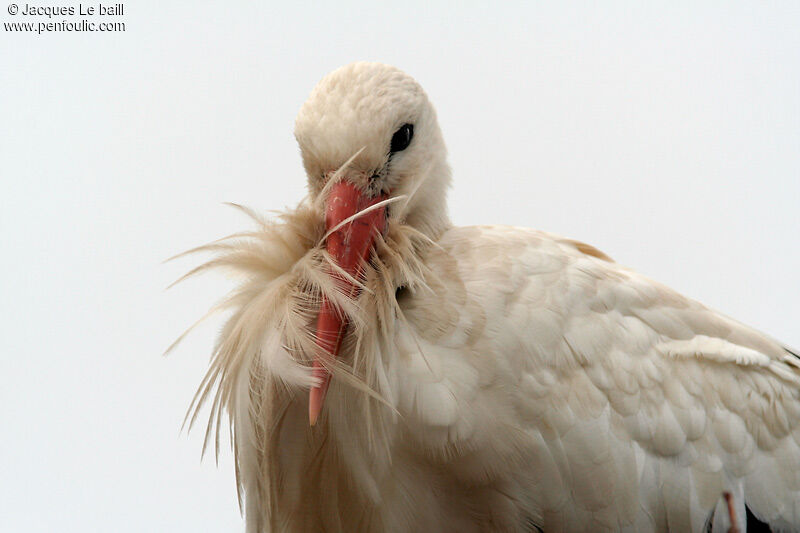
[309, 408, 320, 427]
[309, 383, 325, 427]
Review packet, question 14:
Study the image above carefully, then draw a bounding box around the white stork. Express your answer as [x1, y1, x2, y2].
[177, 62, 800, 532]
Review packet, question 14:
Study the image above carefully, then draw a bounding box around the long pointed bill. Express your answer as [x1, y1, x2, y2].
[309, 181, 387, 426]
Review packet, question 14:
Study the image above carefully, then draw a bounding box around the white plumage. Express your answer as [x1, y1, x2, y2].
[177, 62, 800, 532]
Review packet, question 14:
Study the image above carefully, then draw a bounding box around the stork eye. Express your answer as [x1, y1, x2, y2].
[390, 124, 414, 153]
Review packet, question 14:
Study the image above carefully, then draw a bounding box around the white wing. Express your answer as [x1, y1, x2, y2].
[397, 225, 800, 532]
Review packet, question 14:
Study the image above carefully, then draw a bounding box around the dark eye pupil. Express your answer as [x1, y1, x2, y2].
[390, 124, 414, 153]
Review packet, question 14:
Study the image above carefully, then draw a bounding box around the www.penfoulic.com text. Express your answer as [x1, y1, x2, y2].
[4, 3, 125, 33]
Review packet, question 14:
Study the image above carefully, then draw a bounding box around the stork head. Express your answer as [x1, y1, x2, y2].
[295, 62, 451, 240]
[294, 62, 451, 424]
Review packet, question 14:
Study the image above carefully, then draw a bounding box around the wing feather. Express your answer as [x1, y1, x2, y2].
[401, 225, 800, 532]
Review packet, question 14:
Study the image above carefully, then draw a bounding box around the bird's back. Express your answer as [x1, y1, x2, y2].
[392, 224, 800, 532]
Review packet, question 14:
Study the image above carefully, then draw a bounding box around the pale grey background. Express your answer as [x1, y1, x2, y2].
[1, 2, 798, 531]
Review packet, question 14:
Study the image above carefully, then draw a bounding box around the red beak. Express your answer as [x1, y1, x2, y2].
[309, 181, 387, 426]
